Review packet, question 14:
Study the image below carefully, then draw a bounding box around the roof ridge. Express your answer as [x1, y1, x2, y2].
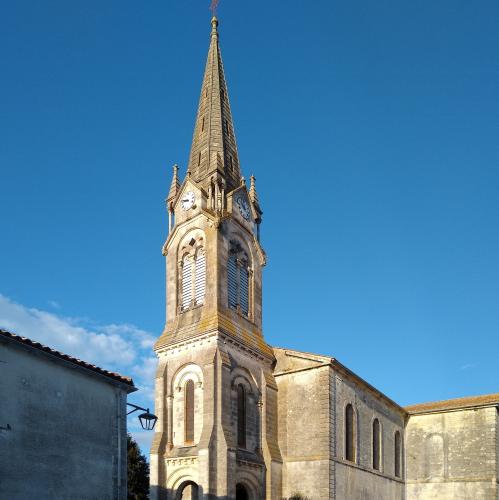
[0, 328, 135, 387]
[405, 392, 499, 414]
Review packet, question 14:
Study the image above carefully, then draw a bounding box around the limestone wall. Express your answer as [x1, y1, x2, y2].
[333, 369, 405, 500]
[274, 348, 405, 500]
[0, 340, 128, 500]
[406, 406, 498, 500]
[276, 364, 332, 499]
[151, 336, 274, 499]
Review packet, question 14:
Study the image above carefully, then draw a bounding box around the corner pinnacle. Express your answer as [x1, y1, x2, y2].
[167, 164, 181, 203]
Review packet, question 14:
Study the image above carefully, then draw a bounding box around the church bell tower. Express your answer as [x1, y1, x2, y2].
[150, 17, 282, 500]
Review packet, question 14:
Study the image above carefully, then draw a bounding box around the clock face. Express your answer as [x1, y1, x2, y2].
[236, 196, 251, 220]
[181, 191, 195, 211]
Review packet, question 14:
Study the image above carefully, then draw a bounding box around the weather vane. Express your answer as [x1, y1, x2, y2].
[210, 0, 219, 16]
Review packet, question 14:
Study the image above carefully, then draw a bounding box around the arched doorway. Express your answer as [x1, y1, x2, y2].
[236, 483, 249, 500]
[176, 480, 199, 500]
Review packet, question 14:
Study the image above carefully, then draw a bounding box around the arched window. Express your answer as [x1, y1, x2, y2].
[425, 433, 444, 479]
[372, 418, 381, 471]
[345, 404, 356, 462]
[394, 430, 402, 478]
[194, 249, 206, 305]
[181, 247, 206, 311]
[239, 265, 249, 316]
[237, 384, 246, 448]
[184, 380, 195, 444]
[181, 255, 193, 310]
[228, 243, 250, 316]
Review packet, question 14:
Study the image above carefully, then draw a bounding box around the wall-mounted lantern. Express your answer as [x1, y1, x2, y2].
[127, 403, 157, 430]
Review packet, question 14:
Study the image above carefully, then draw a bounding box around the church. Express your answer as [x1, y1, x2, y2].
[150, 18, 499, 500]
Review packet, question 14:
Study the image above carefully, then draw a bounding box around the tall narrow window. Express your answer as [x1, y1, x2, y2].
[345, 404, 356, 462]
[228, 244, 250, 316]
[394, 431, 401, 478]
[425, 434, 444, 479]
[372, 418, 381, 471]
[184, 380, 194, 444]
[228, 254, 238, 309]
[181, 247, 206, 311]
[181, 256, 193, 310]
[197, 151, 201, 166]
[237, 384, 246, 448]
[201, 116, 205, 132]
[239, 266, 249, 316]
[194, 250, 206, 305]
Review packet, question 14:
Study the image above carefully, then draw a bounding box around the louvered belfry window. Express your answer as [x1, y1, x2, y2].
[228, 254, 238, 309]
[184, 380, 195, 444]
[181, 247, 206, 311]
[228, 243, 250, 316]
[194, 250, 206, 305]
[239, 266, 249, 316]
[182, 256, 193, 310]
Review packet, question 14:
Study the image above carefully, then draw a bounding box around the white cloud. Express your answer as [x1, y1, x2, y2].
[133, 356, 159, 381]
[0, 293, 157, 454]
[0, 294, 136, 367]
[130, 429, 154, 454]
[459, 363, 476, 371]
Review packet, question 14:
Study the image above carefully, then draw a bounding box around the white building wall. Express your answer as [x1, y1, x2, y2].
[0, 340, 130, 500]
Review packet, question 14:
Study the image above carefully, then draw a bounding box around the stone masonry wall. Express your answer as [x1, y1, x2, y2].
[333, 369, 405, 500]
[0, 341, 128, 500]
[406, 406, 498, 500]
[276, 364, 332, 499]
[275, 349, 405, 500]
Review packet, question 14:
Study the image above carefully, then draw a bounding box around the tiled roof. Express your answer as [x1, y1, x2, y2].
[405, 393, 499, 414]
[0, 328, 135, 387]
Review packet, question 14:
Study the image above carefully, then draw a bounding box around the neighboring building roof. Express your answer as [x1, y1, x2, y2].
[405, 393, 499, 414]
[0, 329, 135, 388]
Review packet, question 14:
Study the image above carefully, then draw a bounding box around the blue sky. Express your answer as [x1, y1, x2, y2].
[1, 1, 498, 452]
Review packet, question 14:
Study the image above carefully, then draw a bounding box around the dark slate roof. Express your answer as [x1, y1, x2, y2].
[0, 328, 135, 387]
[405, 393, 499, 414]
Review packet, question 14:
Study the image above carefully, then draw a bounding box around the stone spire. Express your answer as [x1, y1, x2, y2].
[186, 17, 241, 193]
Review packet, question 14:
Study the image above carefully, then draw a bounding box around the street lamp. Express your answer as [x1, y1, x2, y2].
[127, 403, 158, 430]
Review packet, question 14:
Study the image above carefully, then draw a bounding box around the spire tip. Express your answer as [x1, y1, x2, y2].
[211, 16, 219, 34]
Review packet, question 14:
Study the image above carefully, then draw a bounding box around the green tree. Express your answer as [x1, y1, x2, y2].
[127, 434, 149, 500]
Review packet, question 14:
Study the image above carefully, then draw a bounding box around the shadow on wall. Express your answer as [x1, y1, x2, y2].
[152, 487, 244, 500]
[150, 486, 309, 500]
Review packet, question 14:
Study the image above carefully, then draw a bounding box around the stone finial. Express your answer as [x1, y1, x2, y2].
[211, 16, 219, 37]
